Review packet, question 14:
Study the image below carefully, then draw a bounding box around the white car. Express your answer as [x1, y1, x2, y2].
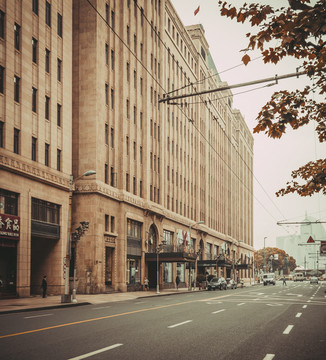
[310, 276, 318, 284]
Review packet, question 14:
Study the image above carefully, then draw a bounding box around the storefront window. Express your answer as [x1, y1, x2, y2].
[127, 257, 140, 284]
[31, 198, 60, 224]
[177, 262, 185, 282]
[163, 262, 172, 283]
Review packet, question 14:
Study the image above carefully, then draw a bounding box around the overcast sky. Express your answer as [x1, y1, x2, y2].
[171, 0, 325, 250]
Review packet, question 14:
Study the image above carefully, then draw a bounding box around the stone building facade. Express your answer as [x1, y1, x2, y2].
[0, 0, 254, 297]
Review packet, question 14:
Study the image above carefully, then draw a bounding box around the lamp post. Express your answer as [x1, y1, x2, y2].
[188, 221, 204, 290]
[263, 237, 267, 273]
[61, 170, 96, 303]
[156, 240, 166, 294]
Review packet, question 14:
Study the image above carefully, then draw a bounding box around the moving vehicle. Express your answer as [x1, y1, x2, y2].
[262, 273, 275, 286]
[310, 276, 318, 284]
[207, 277, 227, 290]
[226, 278, 237, 289]
[293, 273, 305, 282]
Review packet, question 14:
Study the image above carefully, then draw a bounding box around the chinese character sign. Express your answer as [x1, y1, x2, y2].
[0, 214, 20, 240]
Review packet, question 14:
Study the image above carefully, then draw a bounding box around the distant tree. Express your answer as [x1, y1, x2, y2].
[254, 247, 297, 272]
[218, 0, 326, 196]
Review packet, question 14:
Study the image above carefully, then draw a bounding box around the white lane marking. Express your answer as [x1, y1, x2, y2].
[92, 306, 112, 310]
[296, 313, 302, 318]
[263, 354, 275, 360]
[135, 301, 146, 304]
[168, 320, 192, 328]
[68, 344, 123, 360]
[302, 305, 307, 309]
[24, 313, 53, 319]
[237, 303, 245, 306]
[283, 325, 294, 334]
[206, 301, 223, 305]
[307, 300, 311, 302]
[212, 309, 226, 314]
[266, 303, 283, 307]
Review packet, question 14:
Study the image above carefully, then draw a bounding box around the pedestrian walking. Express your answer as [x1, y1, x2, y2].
[41, 275, 47, 298]
[283, 277, 287, 286]
[144, 277, 149, 291]
[176, 275, 180, 290]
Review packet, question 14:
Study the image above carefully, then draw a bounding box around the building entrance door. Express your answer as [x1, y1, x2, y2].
[105, 247, 114, 288]
[148, 262, 157, 289]
[0, 242, 17, 297]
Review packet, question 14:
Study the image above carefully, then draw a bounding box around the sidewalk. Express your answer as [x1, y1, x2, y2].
[0, 288, 191, 314]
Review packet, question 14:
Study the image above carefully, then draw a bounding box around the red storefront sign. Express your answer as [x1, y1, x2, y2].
[0, 214, 20, 240]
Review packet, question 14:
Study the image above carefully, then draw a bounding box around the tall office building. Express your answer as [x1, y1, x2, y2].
[0, 0, 253, 297]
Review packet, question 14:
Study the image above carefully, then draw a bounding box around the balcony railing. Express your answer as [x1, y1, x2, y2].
[147, 243, 196, 254]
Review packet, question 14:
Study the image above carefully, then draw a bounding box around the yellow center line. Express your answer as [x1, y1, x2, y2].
[0, 294, 230, 339]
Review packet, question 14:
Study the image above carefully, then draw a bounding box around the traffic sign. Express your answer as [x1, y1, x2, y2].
[307, 236, 315, 243]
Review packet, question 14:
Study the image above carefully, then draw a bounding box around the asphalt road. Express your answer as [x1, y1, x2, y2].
[0, 281, 325, 360]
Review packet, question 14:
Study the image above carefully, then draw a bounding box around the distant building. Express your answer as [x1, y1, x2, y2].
[276, 214, 326, 272]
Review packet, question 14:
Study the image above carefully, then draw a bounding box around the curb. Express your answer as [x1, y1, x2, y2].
[0, 302, 91, 315]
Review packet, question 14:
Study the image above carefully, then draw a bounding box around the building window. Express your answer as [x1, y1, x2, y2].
[105, 83, 108, 105]
[126, 136, 129, 155]
[32, 38, 38, 63]
[14, 128, 20, 154]
[0, 11, 4, 39]
[111, 11, 115, 30]
[33, 0, 39, 15]
[0, 121, 3, 148]
[126, 173, 129, 192]
[105, 123, 108, 144]
[0, 189, 19, 215]
[140, 180, 143, 197]
[110, 167, 115, 186]
[105, 214, 109, 231]
[126, 62, 130, 81]
[32, 87, 37, 112]
[0, 66, 4, 94]
[111, 216, 115, 233]
[32, 137, 37, 161]
[45, 49, 50, 73]
[110, 127, 114, 147]
[57, 149, 61, 171]
[57, 104, 61, 126]
[57, 13, 62, 37]
[45, 1, 51, 27]
[14, 23, 20, 51]
[57, 59, 62, 82]
[140, 146, 142, 164]
[105, 163, 108, 184]
[133, 177, 136, 195]
[111, 50, 114, 70]
[45, 143, 50, 166]
[14, 76, 20, 102]
[31, 198, 60, 224]
[45, 96, 50, 119]
[105, 44, 109, 65]
[111, 88, 114, 109]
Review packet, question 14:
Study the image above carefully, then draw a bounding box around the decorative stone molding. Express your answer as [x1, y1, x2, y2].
[0, 153, 68, 189]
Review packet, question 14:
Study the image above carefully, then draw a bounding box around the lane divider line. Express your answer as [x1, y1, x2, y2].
[296, 313, 302, 318]
[283, 325, 294, 334]
[212, 309, 226, 314]
[68, 343, 123, 360]
[168, 320, 192, 328]
[263, 354, 275, 360]
[24, 313, 53, 319]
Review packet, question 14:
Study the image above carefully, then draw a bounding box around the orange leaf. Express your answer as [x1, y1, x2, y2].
[242, 54, 251, 65]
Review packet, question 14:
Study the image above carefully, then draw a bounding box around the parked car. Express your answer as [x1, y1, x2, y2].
[310, 276, 318, 284]
[207, 277, 227, 290]
[226, 278, 237, 289]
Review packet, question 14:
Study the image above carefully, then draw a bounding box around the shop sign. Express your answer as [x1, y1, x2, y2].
[0, 214, 20, 240]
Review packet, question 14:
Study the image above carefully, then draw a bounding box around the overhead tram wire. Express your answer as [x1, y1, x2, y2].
[167, 55, 264, 96]
[86, 0, 286, 225]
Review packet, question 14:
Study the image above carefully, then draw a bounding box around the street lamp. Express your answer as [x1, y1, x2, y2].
[156, 240, 166, 294]
[61, 170, 96, 303]
[188, 221, 204, 290]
